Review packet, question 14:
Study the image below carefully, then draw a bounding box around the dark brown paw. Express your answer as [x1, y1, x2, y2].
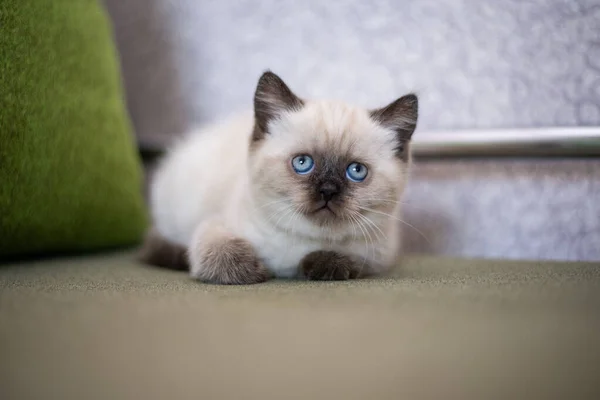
[192, 238, 270, 285]
[300, 251, 360, 281]
[138, 228, 189, 270]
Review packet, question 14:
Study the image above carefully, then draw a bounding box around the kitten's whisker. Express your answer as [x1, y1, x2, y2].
[264, 206, 288, 224]
[276, 207, 296, 232]
[355, 212, 387, 242]
[361, 198, 430, 213]
[267, 205, 295, 230]
[350, 211, 374, 272]
[358, 206, 431, 245]
[255, 198, 292, 211]
[354, 214, 382, 247]
[289, 204, 303, 245]
[345, 213, 358, 240]
[348, 213, 370, 273]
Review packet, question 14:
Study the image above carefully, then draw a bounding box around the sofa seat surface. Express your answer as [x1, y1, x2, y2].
[1, 252, 599, 400]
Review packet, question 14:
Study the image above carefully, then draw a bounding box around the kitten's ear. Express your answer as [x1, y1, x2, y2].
[370, 94, 418, 160]
[253, 71, 304, 141]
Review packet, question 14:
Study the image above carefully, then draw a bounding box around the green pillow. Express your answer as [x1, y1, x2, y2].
[0, 0, 148, 258]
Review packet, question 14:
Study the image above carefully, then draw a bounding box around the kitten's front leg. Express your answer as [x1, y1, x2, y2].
[189, 222, 270, 285]
[300, 250, 363, 281]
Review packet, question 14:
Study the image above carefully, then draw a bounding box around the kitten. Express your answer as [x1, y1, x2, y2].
[140, 71, 418, 284]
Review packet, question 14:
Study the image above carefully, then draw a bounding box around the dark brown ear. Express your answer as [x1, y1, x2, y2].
[253, 71, 304, 141]
[370, 94, 418, 160]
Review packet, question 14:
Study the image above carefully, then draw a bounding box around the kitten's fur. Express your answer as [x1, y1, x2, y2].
[142, 71, 418, 284]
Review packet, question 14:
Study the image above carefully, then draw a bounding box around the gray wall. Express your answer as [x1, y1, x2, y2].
[403, 159, 600, 262]
[105, 0, 600, 148]
[105, 0, 600, 261]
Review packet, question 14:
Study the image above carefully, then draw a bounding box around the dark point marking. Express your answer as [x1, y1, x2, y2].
[296, 150, 358, 225]
[193, 238, 270, 285]
[305, 151, 349, 202]
[370, 93, 418, 161]
[252, 70, 304, 142]
[138, 228, 189, 270]
[300, 250, 361, 281]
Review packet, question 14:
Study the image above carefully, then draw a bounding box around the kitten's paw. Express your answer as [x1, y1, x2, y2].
[300, 251, 360, 281]
[190, 237, 270, 285]
[138, 228, 188, 270]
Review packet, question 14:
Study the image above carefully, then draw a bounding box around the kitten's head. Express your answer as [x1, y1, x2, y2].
[248, 71, 418, 238]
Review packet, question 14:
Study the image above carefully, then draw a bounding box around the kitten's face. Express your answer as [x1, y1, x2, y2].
[248, 72, 417, 238]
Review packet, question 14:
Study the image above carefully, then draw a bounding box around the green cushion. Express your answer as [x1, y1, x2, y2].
[0, 0, 148, 257]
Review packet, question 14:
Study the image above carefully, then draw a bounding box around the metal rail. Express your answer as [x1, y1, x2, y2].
[412, 128, 600, 157]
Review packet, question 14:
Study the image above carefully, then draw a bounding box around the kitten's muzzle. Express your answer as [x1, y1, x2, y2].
[314, 202, 335, 214]
[312, 183, 342, 217]
[311, 203, 337, 219]
[307, 199, 343, 225]
[304, 182, 345, 223]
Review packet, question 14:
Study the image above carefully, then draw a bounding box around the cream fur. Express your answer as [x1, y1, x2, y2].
[150, 100, 412, 279]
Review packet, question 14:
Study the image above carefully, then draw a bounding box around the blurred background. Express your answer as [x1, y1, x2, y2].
[103, 0, 600, 262]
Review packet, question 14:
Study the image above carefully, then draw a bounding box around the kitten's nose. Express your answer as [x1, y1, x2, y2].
[319, 183, 340, 202]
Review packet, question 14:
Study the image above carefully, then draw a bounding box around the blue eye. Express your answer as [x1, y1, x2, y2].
[291, 155, 315, 174]
[346, 162, 368, 182]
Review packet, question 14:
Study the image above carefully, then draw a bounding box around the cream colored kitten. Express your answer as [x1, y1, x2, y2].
[141, 71, 418, 284]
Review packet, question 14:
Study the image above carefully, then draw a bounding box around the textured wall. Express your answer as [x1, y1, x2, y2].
[403, 159, 600, 262]
[105, 0, 600, 149]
